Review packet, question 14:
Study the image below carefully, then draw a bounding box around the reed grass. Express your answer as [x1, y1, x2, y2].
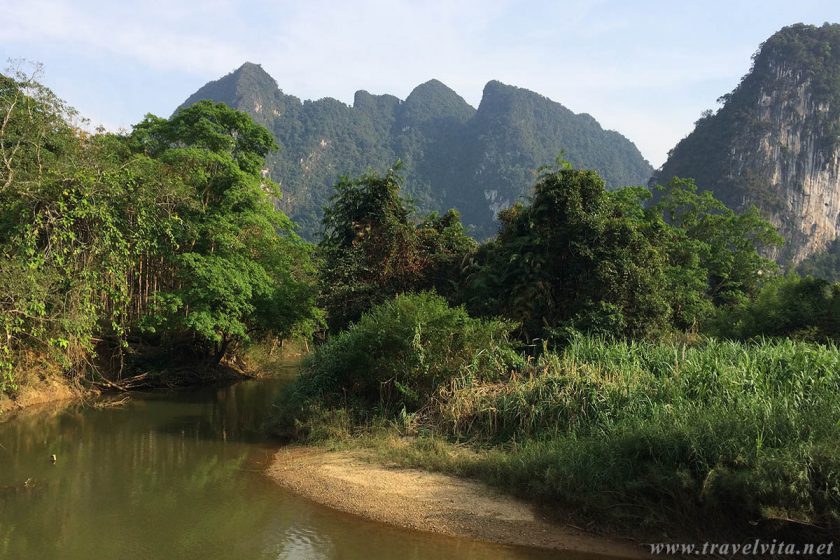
[274, 314, 840, 536]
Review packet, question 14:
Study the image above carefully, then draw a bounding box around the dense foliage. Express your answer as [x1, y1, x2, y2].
[274, 153, 840, 538]
[276, 296, 840, 535]
[178, 63, 653, 238]
[318, 165, 475, 331]
[276, 292, 519, 431]
[797, 237, 840, 281]
[651, 178, 783, 309]
[127, 101, 319, 360]
[711, 274, 840, 341]
[449, 337, 840, 533]
[464, 164, 669, 340]
[462, 167, 780, 342]
[0, 68, 317, 393]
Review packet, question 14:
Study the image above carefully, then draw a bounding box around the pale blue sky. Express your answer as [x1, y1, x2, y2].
[2, 0, 838, 167]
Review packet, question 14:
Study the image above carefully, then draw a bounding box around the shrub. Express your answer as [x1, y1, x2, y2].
[710, 274, 840, 341]
[277, 292, 520, 431]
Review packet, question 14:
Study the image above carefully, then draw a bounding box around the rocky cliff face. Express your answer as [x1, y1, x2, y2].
[177, 64, 652, 238]
[749, 58, 840, 264]
[655, 24, 840, 265]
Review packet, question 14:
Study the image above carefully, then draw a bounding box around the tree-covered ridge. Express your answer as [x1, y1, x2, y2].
[177, 64, 653, 239]
[653, 23, 840, 266]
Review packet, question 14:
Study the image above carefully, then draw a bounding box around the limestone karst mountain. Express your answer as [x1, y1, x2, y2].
[654, 23, 840, 267]
[177, 63, 653, 238]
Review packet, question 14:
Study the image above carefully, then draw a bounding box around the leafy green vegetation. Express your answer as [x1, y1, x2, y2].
[463, 164, 670, 340]
[273, 157, 838, 539]
[318, 165, 475, 331]
[275, 295, 840, 536]
[462, 168, 780, 342]
[711, 274, 840, 341]
[4, 48, 840, 544]
[446, 337, 839, 533]
[0, 66, 318, 394]
[274, 292, 519, 434]
[797, 237, 840, 282]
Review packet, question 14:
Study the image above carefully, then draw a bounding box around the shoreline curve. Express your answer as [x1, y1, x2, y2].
[266, 446, 650, 559]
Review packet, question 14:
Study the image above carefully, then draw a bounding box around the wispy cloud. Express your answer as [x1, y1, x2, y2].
[1, 0, 249, 74]
[1, 0, 837, 166]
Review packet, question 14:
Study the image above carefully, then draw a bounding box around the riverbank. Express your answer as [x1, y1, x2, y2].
[272, 299, 840, 541]
[0, 374, 87, 417]
[0, 337, 306, 418]
[0, 361, 260, 418]
[267, 446, 649, 558]
[0, 367, 251, 418]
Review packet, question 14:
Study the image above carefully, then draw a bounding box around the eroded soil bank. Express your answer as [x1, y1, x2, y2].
[267, 446, 650, 559]
[0, 375, 86, 417]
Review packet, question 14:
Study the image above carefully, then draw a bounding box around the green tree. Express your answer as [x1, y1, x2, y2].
[0, 70, 318, 393]
[130, 100, 319, 363]
[710, 273, 840, 340]
[464, 163, 670, 341]
[0, 64, 139, 386]
[318, 164, 475, 332]
[650, 177, 783, 318]
[797, 236, 840, 282]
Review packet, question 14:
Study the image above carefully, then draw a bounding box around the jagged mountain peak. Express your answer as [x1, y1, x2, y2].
[400, 79, 475, 125]
[476, 80, 575, 121]
[175, 61, 288, 126]
[177, 65, 653, 239]
[228, 62, 278, 88]
[406, 78, 461, 99]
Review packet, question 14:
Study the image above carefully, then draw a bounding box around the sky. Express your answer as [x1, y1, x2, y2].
[1, 0, 838, 168]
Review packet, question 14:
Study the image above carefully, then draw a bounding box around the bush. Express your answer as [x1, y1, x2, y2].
[710, 274, 840, 341]
[276, 293, 520, 432]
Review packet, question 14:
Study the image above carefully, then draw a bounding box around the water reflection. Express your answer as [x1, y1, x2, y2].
[0, 376, 590, 560]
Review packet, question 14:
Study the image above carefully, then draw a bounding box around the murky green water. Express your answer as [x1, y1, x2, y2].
[0, 374, 596, 559]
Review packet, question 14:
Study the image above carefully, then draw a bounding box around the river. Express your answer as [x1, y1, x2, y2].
[0, 373, 593, 559]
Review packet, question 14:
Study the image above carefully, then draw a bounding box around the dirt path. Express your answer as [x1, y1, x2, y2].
[267, 446, 649, 558]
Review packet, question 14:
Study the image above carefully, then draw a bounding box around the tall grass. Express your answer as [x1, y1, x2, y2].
[439, 337, 840, 441]
[274, 296, 840, 535]
[433, 336, 840, 533]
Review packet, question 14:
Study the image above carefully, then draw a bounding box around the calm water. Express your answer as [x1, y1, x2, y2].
[0, 373, 594, 560]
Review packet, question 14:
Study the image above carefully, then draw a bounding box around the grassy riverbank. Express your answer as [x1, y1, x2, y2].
[272, 294, 840, 540]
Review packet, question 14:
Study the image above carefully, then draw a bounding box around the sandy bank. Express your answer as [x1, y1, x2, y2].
[267, 446, 650, 558]
[0, 375, 86, 418]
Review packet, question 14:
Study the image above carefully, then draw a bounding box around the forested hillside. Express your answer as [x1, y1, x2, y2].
[178, 63, 653, 238]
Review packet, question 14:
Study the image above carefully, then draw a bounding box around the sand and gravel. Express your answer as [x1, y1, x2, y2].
[267, 446, 649, 558]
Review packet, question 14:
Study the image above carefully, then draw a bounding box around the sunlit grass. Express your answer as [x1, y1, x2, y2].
[275, 323, 840, 536]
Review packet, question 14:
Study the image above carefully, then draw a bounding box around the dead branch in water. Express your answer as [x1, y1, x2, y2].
[92, 395, 131, 409]
[90, 364, 253, 392]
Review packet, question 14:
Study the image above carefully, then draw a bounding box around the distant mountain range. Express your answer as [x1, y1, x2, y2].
[178, 22, 840, 277]
[177, 64, 653, 238]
